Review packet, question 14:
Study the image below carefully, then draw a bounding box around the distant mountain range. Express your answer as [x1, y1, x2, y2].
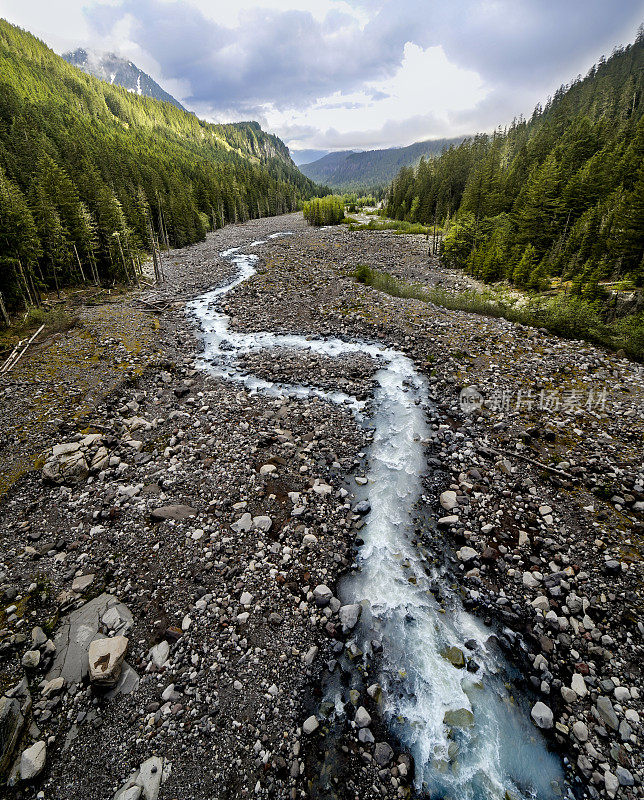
[62, 48, 186, 110]
[299, 137, 465, 192]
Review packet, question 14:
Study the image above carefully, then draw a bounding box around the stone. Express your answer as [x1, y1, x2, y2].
[239, 592, 254, 606]
[252, 515, 272, 532]
[0, 696, 27, 776]
[530, 702, 553, 729]
[616, 767, 634, 787]
[338, 604, 361, 631]
[440, 490, 457, 511]
[354, 706, 371, 728]
[604, 771, 619, 798]
[302, 715, 319, 735]
[31, 627, 47, 647]
[113, 756, 171, 800]
[148, 641, 170, 668]
[43, 446, 89, 485]
[150, 505, 197, 522]
[457, 546, 477, 563]
[443, 646, 465, 668]
[572, 720, 588, 742]
[443, 708, 475, 728]
[47, 594, 133, 685]
[313, 584, 333, 607]
[20, 740, 46, 781]
[41, 677, 64, 698]
[89, 636, 129, 687]
[71, 574, 95, 593]
[231, 513, 252, 533]
[353, 500, 371, 515]
[596, 696, 619, 730]
[373, 742, 393, 766]
[21, 650, 40, 669]
[259, 464, 276, 475]
[438, 515, 458, 527]
[571, 673, 587, 698]
[560, 686, 577, 705]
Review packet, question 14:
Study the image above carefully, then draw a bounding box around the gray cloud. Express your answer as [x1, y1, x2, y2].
[82, 0, 644, 149]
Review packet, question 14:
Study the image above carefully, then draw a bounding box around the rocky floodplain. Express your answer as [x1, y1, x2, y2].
[0, 213, 642, 800]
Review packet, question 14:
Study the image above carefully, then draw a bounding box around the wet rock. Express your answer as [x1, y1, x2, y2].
[443, 708, 474, 728]
[443, 646, 465, 668]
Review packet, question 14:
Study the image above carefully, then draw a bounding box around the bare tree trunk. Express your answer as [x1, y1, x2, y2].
[73, 243, 87, 283]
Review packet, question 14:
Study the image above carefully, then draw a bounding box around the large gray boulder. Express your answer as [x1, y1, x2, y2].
[47, 594, 136, 690]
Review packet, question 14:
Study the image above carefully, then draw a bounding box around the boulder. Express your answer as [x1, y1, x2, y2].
[443, 646, 465, 668]
[443, 708, 475, 728]
[0, 696, 27, 777]
[150, 505, 197, 522]
[338, 603, 362, 631]
[531, 701, 553, 729]
[354, 706, 371, 728]
[47, 593, 133, 685]
[373, 742, 394, 766]
[440, 490, 457, 511]
[88, 636, 129, 687]
[113, 756, 171, 800]
[302, 715, 319, 735]
[20, 740, 46, 781]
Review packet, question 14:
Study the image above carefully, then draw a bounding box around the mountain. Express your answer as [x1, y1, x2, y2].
[0, 19, 318, 309]
[299, 138, 465, 193]
[387, 29, 644, 299]
[62, 48, 186, 111]
[289, 148, 331, 166]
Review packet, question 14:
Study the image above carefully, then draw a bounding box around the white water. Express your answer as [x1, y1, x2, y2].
[190, 236, 566, 800]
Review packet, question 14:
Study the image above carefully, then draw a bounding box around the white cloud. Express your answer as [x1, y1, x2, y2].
[267, 43, 488, 149]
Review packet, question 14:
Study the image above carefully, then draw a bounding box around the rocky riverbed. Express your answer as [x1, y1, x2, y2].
[0, 213, 641, 800]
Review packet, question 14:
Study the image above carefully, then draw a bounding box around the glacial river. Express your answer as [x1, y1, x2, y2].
[190, 235, 566, 800]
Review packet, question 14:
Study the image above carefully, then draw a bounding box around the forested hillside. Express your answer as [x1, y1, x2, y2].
[387, 30, 644, 297]
[0, 19, 318, 309]
[300, 137, 463, 194]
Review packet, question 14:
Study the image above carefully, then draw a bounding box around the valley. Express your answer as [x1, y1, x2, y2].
[0, 216, 641, 799]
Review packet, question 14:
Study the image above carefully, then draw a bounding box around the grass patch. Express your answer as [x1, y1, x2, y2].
[354, 265, 644, 361]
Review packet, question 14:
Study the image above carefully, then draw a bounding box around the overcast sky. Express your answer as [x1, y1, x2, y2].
[1, 0, 642, 155]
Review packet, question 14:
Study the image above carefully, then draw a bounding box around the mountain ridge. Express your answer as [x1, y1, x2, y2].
[299, 137, 465, 192]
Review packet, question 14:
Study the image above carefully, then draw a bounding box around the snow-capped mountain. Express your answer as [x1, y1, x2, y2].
[62, 48, 186, 111]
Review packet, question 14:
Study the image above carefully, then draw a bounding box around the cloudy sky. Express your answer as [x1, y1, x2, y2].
[1, 0, 642, 159]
